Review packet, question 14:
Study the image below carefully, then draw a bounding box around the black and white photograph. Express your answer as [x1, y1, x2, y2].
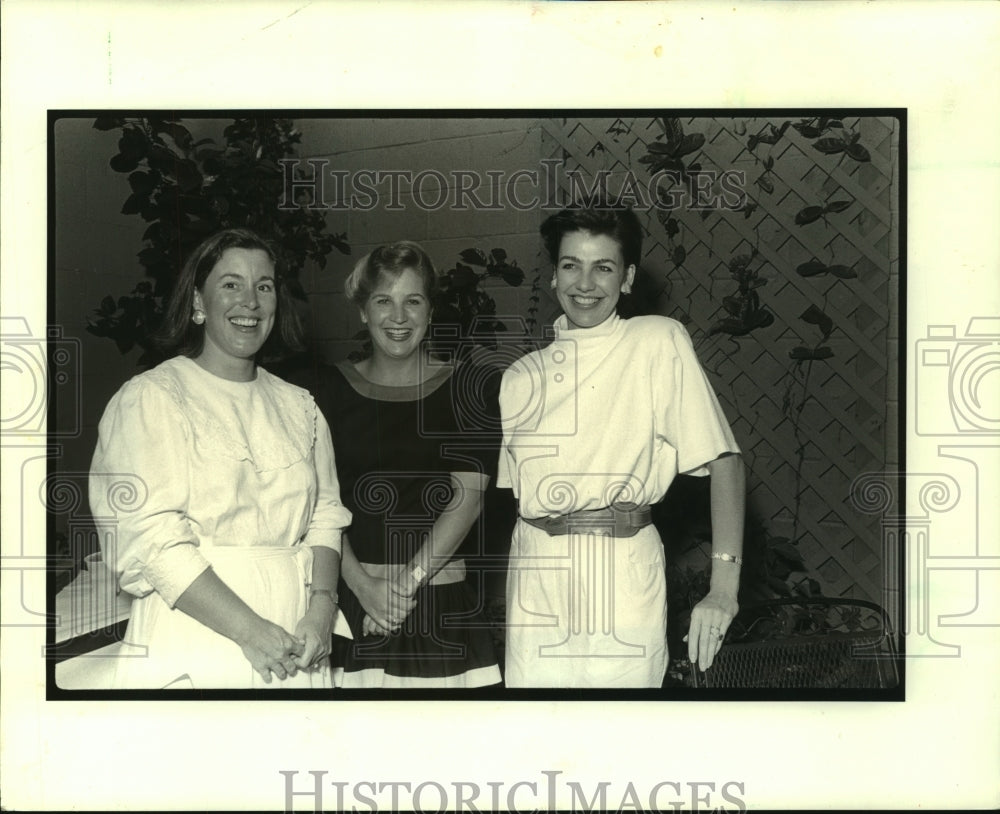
[2, 2, 998, 812]
[46, 110, 904, 700]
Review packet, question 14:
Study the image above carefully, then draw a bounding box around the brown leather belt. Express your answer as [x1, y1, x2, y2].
[520, 502, 653, 538]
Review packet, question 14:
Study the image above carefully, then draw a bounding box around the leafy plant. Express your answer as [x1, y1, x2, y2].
[87, 116, 349, 366]
[747, 120, 790, 152]
[584, 117, 633, 160]
[742, 528, 822, 602]
[639, 117, 705, 175]
[791, 116, 845, 139]
[655, 212, 688, 267]
[755, 154, 776, 195]
[792, 116, 872, 162]
[778, 303, 840, 549]
[732, 600, 876, 649]
[641, 117, 709, 210]
[812, 130, 871, 163]
[790, 304, 836, 361]
[710, 250, 775, 338]
[524, 268, 544, 336]
[794, 198, 853, 226]
[437, 248, 525, 337]
[606, 118, 631, 138]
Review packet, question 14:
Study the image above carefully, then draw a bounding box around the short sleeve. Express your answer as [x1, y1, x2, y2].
[495, 365, 520, 492]
[496, 443, 515, 490]
[656, 321, 740, 476]
[88, 376, 210, 606]
[302, 409, 353, 554]
[435, 363, 502, 483]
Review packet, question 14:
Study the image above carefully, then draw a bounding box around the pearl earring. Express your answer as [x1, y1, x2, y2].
[550, 276, 557, 289]
[192, 309, 206, 325]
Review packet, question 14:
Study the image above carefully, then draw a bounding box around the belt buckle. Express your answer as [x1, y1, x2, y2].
[613, 506, 636, 538]
[543, 515, 567, 536]
[611, 502, 643, 538]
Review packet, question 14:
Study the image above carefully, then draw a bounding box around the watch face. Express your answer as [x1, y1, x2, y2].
[411, 565, 427, 584]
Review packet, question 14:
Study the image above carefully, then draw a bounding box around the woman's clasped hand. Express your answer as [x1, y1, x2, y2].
[89, 228, 351, 690]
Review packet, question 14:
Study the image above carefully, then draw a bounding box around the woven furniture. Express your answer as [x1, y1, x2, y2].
[691, 597, 899, 689]
[541, 116, 900, 609]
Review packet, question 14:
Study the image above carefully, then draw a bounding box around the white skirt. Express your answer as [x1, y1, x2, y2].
[113, 545, 333, 690]
[504, 520, 668, 688]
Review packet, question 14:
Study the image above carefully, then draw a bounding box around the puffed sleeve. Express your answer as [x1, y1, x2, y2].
[656, 319, 741, 477]
[301, 408, 352, 554]
[88, 375, 211, 607]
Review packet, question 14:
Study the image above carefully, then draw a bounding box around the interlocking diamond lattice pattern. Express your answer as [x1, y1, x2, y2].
[540, 116, 899, 602]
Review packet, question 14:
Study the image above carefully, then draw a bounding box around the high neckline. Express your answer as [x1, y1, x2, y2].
[553, 312, 622, 341]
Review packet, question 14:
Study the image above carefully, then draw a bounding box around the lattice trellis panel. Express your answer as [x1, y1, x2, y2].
[539, 115, 899, 604]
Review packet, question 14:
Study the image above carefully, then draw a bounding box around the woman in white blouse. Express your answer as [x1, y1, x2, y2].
[89, 228, 352, 689]
[498, 203, 746, 688]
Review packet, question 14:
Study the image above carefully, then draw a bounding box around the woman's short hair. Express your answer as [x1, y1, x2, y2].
[539, 201, 644, 270]
[344, 241, 439, 308]
[153, 227, 304, 359]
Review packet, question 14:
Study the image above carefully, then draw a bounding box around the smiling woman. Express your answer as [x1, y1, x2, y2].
[87, 228, 353, 690]
[359, 267, 432, 370]
[293, 241, 502, 688]
[498, 203, 746, 689]
[193, 247, 277, 380]
[551, 230, 636, 330]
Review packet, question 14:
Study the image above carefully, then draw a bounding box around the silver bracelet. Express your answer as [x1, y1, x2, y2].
[711, 552, 743, 566]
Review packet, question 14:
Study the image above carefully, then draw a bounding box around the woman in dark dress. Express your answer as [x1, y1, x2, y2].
[305, 241, 501, 688]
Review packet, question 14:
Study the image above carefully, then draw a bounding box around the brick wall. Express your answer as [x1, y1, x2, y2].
[295, 117, 553, 363]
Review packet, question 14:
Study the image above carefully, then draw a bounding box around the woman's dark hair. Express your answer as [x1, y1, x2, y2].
[153, 228, 304, 359]
[539, 202, 644, 270]
[344, 240, 439, 308]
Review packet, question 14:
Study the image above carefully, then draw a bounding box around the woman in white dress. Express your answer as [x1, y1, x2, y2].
[498, 203, 746, 688]
[89, 228, 352, 689]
